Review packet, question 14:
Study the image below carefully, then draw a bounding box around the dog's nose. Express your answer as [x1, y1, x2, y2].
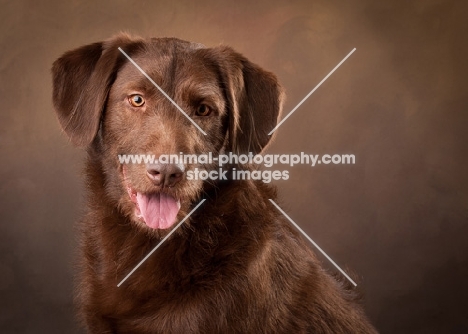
[146, 163, 184, 187]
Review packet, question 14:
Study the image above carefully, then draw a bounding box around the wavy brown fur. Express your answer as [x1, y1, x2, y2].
[52, 33, 377, 333]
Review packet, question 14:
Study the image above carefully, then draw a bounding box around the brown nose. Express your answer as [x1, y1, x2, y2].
[146, 163, 184, 187]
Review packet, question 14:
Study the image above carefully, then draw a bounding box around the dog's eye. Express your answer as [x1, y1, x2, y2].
[196, 104, 211, 116]
[128, 95, 145, 107]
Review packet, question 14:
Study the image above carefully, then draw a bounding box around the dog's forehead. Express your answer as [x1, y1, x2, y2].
[115, 39, 218, 89]
[138, 38, 204, 62]
[119, 38, 210, 79]
[149, 37, 205, 51]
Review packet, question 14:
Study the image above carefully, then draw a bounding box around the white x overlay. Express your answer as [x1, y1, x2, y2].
[116, 44, 358, 288]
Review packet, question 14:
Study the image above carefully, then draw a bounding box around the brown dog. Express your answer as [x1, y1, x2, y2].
[52, 33, 377, 333]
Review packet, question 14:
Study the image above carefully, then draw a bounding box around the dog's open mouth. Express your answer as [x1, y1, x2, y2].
[124, 178, 181, 230]
[122, 166, 181, 229]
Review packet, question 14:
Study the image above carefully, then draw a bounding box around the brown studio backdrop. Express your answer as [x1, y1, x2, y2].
[1, 0, 467, 333]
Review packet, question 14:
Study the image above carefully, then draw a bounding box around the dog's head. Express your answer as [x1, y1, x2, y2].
[52, 33, 283, 232]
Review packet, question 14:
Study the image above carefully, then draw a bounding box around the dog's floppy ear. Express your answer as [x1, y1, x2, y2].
[52, 34, 140, 146]
[207, 46, 284, 155]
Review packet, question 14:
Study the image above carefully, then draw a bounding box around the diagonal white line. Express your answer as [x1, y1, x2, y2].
[268, 48, 356, 135]
[117, 199, 207, 287]
[269, 199, 357, 286]
[118, 47, 207, 135]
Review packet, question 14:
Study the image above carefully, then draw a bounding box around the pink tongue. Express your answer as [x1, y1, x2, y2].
[136, 192, 181, 229]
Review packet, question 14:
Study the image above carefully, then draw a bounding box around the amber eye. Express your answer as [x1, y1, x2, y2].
[196, 104, 211, 116]
[128, 94, 145, 107]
